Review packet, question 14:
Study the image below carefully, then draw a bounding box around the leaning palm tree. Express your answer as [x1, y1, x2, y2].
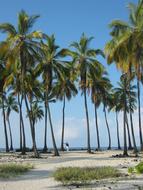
[62, 33, 104, 153]
[97, 75, 112, 150]
[105, 0, 143, 151]
[5, 94, 19, 151]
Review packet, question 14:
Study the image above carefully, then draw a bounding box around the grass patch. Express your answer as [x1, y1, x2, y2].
[0, 163, 33, 178]
[135, 162, 143, 174]
[128, 167, 134, 174]
[128, 162, 143, 174]
[53, 166, 120, 186]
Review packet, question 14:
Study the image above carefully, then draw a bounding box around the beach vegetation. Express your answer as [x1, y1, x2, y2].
[128, 162, 143, 174]
[0, 163, 33, 178]
[54, 166, 120, 186]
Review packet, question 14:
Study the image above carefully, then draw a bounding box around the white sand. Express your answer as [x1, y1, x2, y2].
[0, 150, 143, 190]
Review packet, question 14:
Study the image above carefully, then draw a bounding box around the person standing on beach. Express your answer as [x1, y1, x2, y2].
[65, 143, 69, 151]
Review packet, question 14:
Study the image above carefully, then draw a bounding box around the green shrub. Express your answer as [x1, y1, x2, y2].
[53, 167, 120, 186]
[135, 162, 143, 174]
[0, 163, 33, 178]
[128, 167, 134, 174]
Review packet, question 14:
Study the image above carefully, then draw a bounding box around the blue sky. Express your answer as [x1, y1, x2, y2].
[0, 0, 140, 149]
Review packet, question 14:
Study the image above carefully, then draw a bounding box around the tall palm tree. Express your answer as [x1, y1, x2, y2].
[88, 66, 109, 151]
[24, 68, 44, 156]
[114, 74, 137, 155]
[0, 10, 44, 157]
[105, 0, 143, 151]
[110, 92, 121, 149]
[0, 51, 9, 152]
[12, 72, 26, 154]
[125, 114, 133, 150]
[0, 93, 9, 152]
[5, 94, 19, 151]
[98, 76, 112, 150]
[114, 74, 128, 156]
[53, 73, 78, 151]
[114, 77, 137, 154]
[62, 33, 104, 153]
[40, 35, 66, 156]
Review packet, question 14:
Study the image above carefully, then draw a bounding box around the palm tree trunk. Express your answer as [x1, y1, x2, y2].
[43, 104, 48, 152]
[24, 94, 39, 158]
[19, 50, 27, 153]
[137, 77, 143, 151]
[2, 94, 9, 152]
[7, 117, 13, 151]
[94, 104, 100, 150]
[47, 102, 59, 156]
[123, 85, 128, 156]
[128, 62, 138, 154]
[19, 121, 22, 150]
[115, 112, 121, 149]
[61, 95, 66, 151]
[123, 110, 128, 156]
[43, 92, 48, 152]
[125, 114, 132, 150]
[83, 89, 91, 153]
[30, 101, 36, 143]
[21, 114, 26, 153]
[104, 105, 111, 150]
[130, 111, 138, 154]
[18, 94, 26, 154]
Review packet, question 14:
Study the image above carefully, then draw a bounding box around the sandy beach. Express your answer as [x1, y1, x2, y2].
[0, 150, 143, 190]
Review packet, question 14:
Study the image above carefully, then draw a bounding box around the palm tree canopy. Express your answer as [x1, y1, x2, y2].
[105, 0, 143, 74]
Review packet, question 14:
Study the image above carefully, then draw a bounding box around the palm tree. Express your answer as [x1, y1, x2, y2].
[28, 102, 44, 132]
[0, 52, 9, 152]
[125, 114, 133, 150]
[98, 76, 112, 150]
[12, 72, 26, 154]
[40, 35, 66, 156]
[114, 74, 137, 155]
[53, 72, 78, 151]
[105, 0, 143, 151]
[114, 76, 138, 154]
[62, 33, 104, 153]
[5, 94, 19, 151]
[88, 66, 109, 151]
[24, 69, 44, 156]
[0, 10, 44, 157]
[110, 92, 121, 149]
[0, 93, 9, 152]
[114, 74, 128, 156]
